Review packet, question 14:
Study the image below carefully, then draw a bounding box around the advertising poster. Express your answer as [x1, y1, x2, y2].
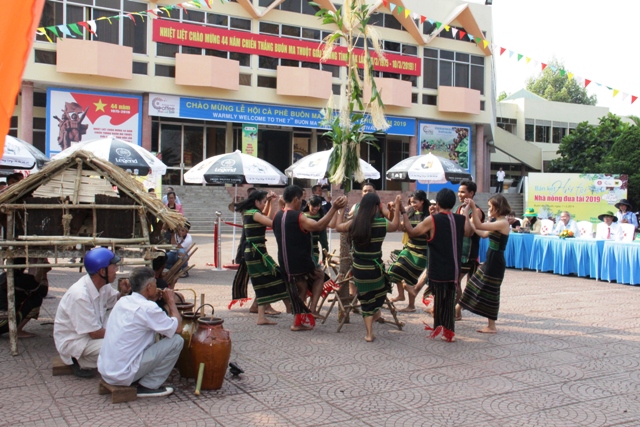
[242, 124, 258, 157]
[416, 121, 472, 194]
[526, 173, 628, 223]
[46, 88, 142, 157]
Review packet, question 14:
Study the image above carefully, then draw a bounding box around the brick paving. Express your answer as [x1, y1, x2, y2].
[2, 232, 640, 426]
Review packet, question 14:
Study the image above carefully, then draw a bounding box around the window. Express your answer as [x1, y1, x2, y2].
[552, 122, 568, 143]
[422, 94, 437, 106]
[368, 12, 405, 30]
[525, 119, 534, 142]
[535, 120, 551, 143]
[438, 49, 484, 94]
[155, 64, 175, 78]
[9, 116, 18, 137]
[497, 117, 517, 135]
[34, 49, 56, 64]
[132, 61, 147, 75]
[423, 48, 438, 89]
[33, 92, 47, 108]
[411, 93, 418, 104]
[37, 0, 148, 54]
[261, 0, 320, 15]
[239, 74, 252, 86]
[257, 76, 277, 88]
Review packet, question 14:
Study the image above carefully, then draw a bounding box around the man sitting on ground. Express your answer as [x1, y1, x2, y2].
[553, 211, 580, 236]
[54, 248, 130, 378]
[98, 267, 183, 398]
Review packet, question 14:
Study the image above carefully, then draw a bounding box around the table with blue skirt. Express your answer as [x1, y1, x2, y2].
[478, 232, 535, 269]
[477, 234, 640, 284]
[601, 241, 640, 285]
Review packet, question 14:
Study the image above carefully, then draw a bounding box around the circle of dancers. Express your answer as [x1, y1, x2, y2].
[230, 181, 511, 343]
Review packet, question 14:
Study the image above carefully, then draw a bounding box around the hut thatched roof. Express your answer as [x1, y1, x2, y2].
[0, 150, 185, 230]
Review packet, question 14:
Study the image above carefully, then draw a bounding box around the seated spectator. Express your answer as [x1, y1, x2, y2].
[166, 221, 193, 277]
[164, 191, 184, 215]
[54, 248, 130, 378]
[98, 267, 183, 398]
[553, 211, 580, 236]
[615, 199, 638, 229]
[506, 211, 521, 232]
[0, 258, 49, 338]
[595, 211, 623, 240]
[522, 208, 541, 234]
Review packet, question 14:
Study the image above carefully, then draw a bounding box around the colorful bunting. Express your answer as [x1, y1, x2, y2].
[31, 0, 639, 106]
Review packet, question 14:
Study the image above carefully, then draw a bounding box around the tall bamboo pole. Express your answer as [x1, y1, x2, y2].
[6, 209, 18, 355]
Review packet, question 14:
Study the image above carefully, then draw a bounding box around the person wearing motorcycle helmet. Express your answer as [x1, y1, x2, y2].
[54, 247, 131, 378]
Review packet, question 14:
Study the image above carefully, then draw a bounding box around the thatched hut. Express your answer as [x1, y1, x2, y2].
[0, 150, 186, 355]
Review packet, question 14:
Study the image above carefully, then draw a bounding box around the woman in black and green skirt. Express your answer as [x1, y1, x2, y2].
[335, 193, 401, 342]
[304, 195, 324, 266]
[388, 190, 429, 312]
[234, 190, 290, 325]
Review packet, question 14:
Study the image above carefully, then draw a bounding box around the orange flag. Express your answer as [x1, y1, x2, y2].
[0, 0, 45, 158]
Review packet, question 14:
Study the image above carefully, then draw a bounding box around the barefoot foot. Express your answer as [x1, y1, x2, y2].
[398, 307, 416, 313]
[365, 335, 375, 342]
[257, 320, 277, 325]
[390, 296, 405, 303]
[290, 324, 314, 331]
[477, 327, 497, 334]
[18, 331, 37, 338]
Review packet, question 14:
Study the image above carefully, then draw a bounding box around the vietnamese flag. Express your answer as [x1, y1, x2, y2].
[70, 93, 140, 126]
[0, 0, 45, 157]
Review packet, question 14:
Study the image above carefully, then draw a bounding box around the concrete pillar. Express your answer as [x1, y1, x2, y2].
[409, 135, 417, 192]
[19, 81, 34, 144]
[225, 122, 233, 153]
[475, 124, 489, 192]
[141, 93, 151, 151]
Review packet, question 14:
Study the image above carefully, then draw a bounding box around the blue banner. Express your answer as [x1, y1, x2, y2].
[177, 97, 415, 136]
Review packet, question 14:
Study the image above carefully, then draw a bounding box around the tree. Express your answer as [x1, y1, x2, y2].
[526, 59, 597, 105]
[547, 113, 628, 173]
[316, 0, 388, 193]
[599, 126, 640, 210]
[497, 91, 508, 102]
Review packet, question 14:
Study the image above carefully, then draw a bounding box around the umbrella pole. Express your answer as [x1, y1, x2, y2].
[231, 184, 237, 263]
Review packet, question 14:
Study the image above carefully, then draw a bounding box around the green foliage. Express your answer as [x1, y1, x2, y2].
[526, 59, 597, 105]
[598, 126, 640, 211]
[547, 113, 628, 173]
[497, 91, 508, 102]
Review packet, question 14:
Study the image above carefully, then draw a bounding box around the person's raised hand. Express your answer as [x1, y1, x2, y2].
[333, 196, 348, 209]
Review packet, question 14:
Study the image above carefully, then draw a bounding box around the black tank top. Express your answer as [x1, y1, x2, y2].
[273, 209, 315, 276]
[427, 212, 466, 283]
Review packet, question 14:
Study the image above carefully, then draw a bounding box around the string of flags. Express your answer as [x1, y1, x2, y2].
[35, 0, 637, 105]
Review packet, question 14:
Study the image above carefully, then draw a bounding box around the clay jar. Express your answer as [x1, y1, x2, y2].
[176, 302, 195, 313]
[190, 317, 232, 390]
[176, 311, 199, 379]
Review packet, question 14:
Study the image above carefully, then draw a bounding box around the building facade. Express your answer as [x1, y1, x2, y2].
[14, 0, 496, 191]
[491, 89, 611, 191]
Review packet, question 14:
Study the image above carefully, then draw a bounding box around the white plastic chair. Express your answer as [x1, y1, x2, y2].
[577, 221, 594, 239]
[620, 223, 636, 242]
[539, 219, 554, 235]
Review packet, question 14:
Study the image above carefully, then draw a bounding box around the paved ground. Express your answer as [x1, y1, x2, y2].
[2, 232, 640, 426]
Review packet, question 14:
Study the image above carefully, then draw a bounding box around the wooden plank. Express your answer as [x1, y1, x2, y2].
[98, 379, 137, 403]
[52, 356, 74, 376]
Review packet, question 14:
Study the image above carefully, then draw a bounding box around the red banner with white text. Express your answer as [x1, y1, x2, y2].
[152, 19, 421, 76]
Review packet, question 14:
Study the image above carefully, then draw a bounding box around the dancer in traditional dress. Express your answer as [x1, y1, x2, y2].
[404, 189, 472, 342]
[459, 194, 511, 334]
[335, 193, 402, 342]
[232, 190, 289, 325]
[273, 185, 347, 331]
[388, 190, 429, 312]
[304, 195, 324, 266]
[454, 180, 485, 320]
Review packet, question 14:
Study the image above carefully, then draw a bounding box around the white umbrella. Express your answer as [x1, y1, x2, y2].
[184, 150, 287, 185]
[1, 135, 49, 171]
[386, 152, 472, 194]
[51, 136, 166, 176]
[285, 148, 380, 180]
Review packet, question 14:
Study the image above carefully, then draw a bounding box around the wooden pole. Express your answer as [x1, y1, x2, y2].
[72, 158, 83, 205]
[1, 204, 147, 210]
[6, 209, 18, 355]
[200, 294, 205, 317]
[138, 207, 152, 262]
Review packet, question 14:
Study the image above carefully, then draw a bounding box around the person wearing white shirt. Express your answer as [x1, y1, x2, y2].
[54, 248, 130, 378]
[98, 267, 183, 398]
[161, 187, 182, 205]
[595, 211, 623, 240]
[553, 211, 580, 236]
[166, 221, 193, 277]
[495, 167, 505, 193]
